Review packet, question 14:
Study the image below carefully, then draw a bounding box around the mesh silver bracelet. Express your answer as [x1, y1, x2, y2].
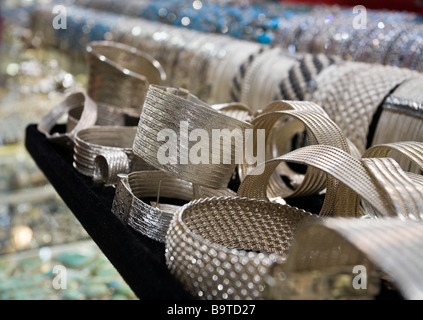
[111, 171, 236, 243]
[165, 196, 314, 300]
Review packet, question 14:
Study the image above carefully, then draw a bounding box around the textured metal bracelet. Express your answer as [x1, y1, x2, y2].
[238, 100, 351, 216]
[73, 126, 137, 177]
[211, 102, 252, 123]
[266, 217, 423, 300]
[239, 48, 297, 112]
[111, 171, 236, 243]
[361, 157, 423, 220]
[361, 141, 423, 217]
[363, 141, 423, 174]
[211, 40, 263, 104]
[371, 76, 423, 149]
[276, 53, 340, 102]
[93, 151, 130, 186]
[93, 150, 155, 186]
[165, 196, 314, 300]
[238, 145, 395, 218]
[125, 170, 194, 243]
[67, 103, 132, 129]
[239, 142, 423, 219]
[37, 92, 97, 147]
[305, 61, 419, 153]
[230, 46, 267, 103]
[86, 40, 167, 122]
[132, 85, 252, 189]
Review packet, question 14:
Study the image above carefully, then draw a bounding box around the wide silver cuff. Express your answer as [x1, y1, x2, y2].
[165, 196, 313, 300]
[86, 40, 167, 123]
[37, 92, 97, 147]
[132, 85, 252, 189]
[111, 171, 236, 243]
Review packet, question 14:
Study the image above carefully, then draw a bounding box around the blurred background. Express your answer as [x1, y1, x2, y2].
[0, 0, 137, 300]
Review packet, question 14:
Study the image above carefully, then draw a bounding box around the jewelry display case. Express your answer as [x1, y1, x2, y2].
[2, 0, 422, 301]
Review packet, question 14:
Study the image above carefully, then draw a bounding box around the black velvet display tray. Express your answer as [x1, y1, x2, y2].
[25, 124, 403, 300]
[25, 124, 192, 300]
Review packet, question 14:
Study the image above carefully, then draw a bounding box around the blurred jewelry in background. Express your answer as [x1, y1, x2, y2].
[0, 0, 136, 300]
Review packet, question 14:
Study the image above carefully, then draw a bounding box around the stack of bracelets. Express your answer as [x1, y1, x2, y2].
[16, 0, 423, 299]
[69, 0, 423, 71]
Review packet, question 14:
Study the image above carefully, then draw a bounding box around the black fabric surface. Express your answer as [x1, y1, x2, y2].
[25, 124, 192, 300]
[25, 124, 402, 300]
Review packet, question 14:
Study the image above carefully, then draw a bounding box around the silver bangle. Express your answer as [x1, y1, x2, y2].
[73, 126, 137, 177]
[238, 100, 350, 217]
[37, 92, 97, 147]
[86, 40, 167, 122]
[67, 103, 131, 129]
[267, 217, 423, 300]
[165, 196, 314, 300]
[93, 150, 155, 186]
[132, 85, 252, 189]
[111, 171, 236, 243]
[305, 61, 419, 153]
[371, 76, 423, 150]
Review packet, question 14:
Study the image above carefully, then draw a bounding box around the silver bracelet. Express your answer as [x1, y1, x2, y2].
[305, 61, 419, 153]
[132, 85, 252, 189]
[111, 171, 236, 243]
[93, 150, 155, 186]
[371, 76, 423, 150]
[86, 40, 167, 123]
[37, 92, 97, 147]
[165, 196, 314, 300]
[267, 217, 423, 300]
[73, 126, 137, 177]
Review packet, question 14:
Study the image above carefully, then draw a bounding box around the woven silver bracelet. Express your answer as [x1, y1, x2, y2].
[165, 196, 314, 300]
[111, 171, 236, 243]
[132, 85, 252, 189]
